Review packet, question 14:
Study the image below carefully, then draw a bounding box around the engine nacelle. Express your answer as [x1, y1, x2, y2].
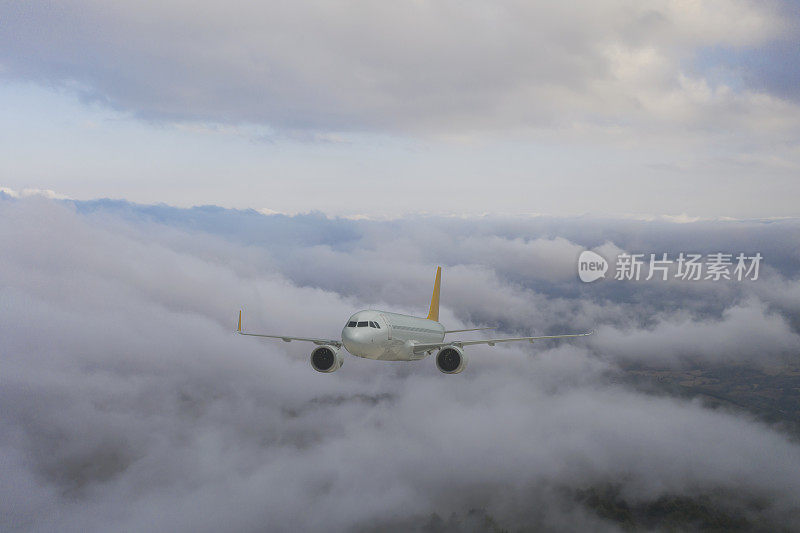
[435, 345, 467, 374]
[310, 345, 344, 373]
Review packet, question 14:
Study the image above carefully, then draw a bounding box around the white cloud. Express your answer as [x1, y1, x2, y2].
[0, 186, 70, 200]
[3, 197, 800, 530]
[1, 0, 794, 138]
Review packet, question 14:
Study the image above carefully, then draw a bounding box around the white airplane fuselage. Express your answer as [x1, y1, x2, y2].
[341, 310, 444, 361]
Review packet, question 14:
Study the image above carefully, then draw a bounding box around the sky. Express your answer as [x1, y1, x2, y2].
[1, 0, 800, 217]
[3, 2, 800, 531]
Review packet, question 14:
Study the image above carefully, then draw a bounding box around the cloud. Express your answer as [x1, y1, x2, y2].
[594, 298, 800, 367]
[2, 196, 800, 531]
[0, 187, 70, 200]
[2, 0, 798, 139]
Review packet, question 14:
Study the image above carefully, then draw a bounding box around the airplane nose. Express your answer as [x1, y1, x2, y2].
[341, 327, 359, 349]
[342, 327, 374, 356]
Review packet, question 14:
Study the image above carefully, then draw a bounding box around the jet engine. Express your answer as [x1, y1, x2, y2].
[435, 345, 467, 374]
[310, 345, 344, 373]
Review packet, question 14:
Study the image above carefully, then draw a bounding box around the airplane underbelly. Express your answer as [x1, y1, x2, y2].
[385, 332, 444, 361]
[349, 339, 407, 361]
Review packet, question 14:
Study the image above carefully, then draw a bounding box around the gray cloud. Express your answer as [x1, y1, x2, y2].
[2, 197, 800, 531]
[2, 0, 798, 138]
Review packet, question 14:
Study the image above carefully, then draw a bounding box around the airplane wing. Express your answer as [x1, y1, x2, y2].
[444, 327, 496, 334]
[410, 331, 594, 354]
[236, 310, 342, 347]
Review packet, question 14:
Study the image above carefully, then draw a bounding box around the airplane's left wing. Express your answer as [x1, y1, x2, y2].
[411, 331, 593, 354]
[236, 310, 342, 347]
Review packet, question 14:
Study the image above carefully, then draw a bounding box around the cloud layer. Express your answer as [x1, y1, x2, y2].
[3, 3, 799, 220]
[3, 0, 799, 138]
[2, 196, 800, 531]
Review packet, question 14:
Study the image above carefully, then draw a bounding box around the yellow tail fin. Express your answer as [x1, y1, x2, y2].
[427, 266, 441, 321]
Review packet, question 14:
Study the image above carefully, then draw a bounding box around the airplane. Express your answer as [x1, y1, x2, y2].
[237, 267, 593, 373]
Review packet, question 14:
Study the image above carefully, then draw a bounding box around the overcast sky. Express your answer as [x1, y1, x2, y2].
[2, 0, 799, 217]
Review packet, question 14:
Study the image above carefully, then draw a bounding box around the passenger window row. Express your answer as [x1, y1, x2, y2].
[394, 325, 436, 334]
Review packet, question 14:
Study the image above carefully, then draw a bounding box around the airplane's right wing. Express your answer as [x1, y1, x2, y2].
[411, 331, 593, 354]
[236, 310, 342, 347]
[444, 327, 496, 334]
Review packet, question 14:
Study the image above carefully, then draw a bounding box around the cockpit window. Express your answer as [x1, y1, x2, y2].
[347, 321, 357, 327]
[369, 321, 380, 328]
[357, 321, 368, 327]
